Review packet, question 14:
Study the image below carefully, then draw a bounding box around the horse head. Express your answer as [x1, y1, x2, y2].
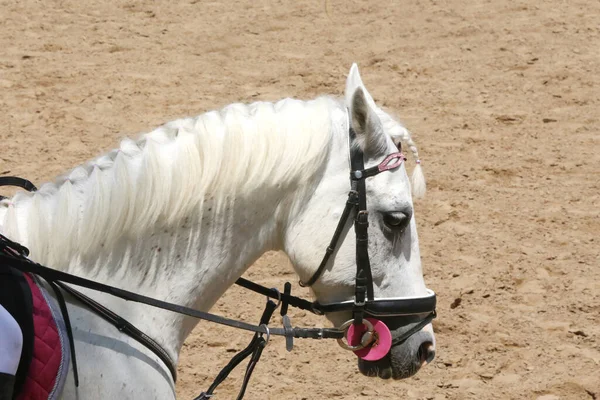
[284, 64, 435, 379]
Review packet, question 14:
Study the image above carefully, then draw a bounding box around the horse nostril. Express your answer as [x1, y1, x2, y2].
[382, 210, 411, 232]
[418, 341, 435, 366]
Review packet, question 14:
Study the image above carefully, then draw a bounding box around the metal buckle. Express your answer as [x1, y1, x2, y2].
[356, 210, 369, 227]
[354, 299, 366, 307]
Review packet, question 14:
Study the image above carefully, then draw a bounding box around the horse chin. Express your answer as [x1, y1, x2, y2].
[357, 348, 421, 380]
[357, 328, 436, 380]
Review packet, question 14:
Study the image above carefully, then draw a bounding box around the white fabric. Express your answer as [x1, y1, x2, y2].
[0, 304, 22, 375]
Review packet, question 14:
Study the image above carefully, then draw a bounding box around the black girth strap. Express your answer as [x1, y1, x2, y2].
[46, 281, 81, 386]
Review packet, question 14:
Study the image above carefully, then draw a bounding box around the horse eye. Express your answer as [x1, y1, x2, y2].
[381, 210, 412, 232]
[394, 139, 402, 152]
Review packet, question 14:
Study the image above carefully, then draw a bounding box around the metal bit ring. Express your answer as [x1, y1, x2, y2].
[336, 319, 375, 351]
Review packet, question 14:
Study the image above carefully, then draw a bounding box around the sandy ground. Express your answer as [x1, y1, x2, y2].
[1, 0, 599, 399]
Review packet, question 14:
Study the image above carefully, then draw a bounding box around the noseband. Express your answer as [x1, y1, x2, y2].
[0, 124, 436, 399]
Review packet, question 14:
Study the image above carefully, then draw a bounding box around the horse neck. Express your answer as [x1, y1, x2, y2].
[77, 190, 288, 361]
[1, 96, 344, 361]
[2, 196, 280, 367]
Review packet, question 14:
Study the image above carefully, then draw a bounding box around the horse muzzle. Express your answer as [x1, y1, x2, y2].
[357, 321, 436, 379]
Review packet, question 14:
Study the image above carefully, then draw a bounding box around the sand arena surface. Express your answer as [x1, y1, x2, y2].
[1, 0, 598, 399]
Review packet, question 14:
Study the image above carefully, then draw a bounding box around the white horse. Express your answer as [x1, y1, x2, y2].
[0, 64, 435, 399]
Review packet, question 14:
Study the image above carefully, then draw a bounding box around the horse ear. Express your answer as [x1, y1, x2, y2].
[345, 63, 376, 109]
[348, 85, 386, 155]
[345, 64, 386, 154]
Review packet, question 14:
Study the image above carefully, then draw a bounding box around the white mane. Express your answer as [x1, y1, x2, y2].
[1, 97, 339, 266]
[1, 95, 424, 268]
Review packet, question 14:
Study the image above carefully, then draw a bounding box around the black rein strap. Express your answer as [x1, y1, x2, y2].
[195, 300, 278, 400]
[0, 176, 37, 201]
[0, 253, 345, 342]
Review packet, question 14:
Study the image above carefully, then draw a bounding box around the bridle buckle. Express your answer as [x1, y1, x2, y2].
[356, 210, 369, 223]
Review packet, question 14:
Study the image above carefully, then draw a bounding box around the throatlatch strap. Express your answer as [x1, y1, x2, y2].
[298, 190, 359, 287]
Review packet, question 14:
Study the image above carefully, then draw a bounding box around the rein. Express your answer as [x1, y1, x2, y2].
[0, 239, 345, 386]
[0, 177, 37, 201]
[0, 125, 437, 399]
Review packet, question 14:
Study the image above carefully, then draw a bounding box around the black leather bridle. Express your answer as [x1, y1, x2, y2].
[0, 125, 436, 399]
[298, 126, 436, 351]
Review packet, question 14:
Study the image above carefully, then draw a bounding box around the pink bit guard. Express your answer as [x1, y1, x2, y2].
[346, 318, 393, 361]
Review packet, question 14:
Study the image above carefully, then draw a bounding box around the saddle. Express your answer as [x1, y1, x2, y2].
[0, 264, 33, 398]
[0, 244, 68, 400]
